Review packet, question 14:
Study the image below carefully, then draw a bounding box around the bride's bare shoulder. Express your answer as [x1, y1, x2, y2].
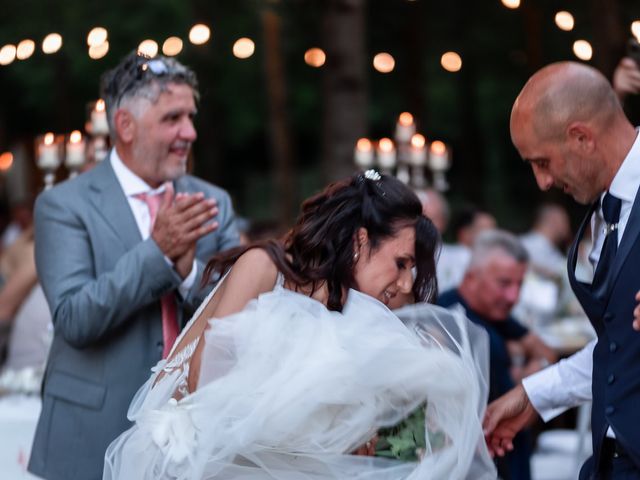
[213, 248, 280, 317]
[233, 248, 279, 283]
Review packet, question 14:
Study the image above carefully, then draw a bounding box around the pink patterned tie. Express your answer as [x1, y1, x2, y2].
[135, 191, 179, 358]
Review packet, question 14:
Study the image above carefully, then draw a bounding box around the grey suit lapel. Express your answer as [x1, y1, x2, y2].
[88, 159, 142, 250]
[174, 175, 191, 195]
[609, 183, 640, 290]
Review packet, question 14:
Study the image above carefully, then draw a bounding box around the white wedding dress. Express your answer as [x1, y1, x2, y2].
[104, 278, 496, 479]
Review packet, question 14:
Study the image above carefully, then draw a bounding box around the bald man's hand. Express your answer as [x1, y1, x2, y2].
[633, 290, 640, 331]
[483, 384, 538, 458]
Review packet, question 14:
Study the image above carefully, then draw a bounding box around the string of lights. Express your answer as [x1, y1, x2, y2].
[1, 8, 637, 72]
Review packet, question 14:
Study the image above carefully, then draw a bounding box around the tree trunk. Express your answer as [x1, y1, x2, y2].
[321, 0, 368, 182]
[404, 0, 427, 128]
[262, 7, 296, 225]
[522, 3, 543, 72]
[590, 0, 625, 78]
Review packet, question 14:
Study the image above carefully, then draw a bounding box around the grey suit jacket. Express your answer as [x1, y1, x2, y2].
[28, 158, 239, 480]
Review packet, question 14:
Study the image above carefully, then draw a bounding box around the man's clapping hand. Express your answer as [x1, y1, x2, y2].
[152, 184, 218, 278]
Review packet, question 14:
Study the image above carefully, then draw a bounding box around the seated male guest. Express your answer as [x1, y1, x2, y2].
[438, 229, 556, 480]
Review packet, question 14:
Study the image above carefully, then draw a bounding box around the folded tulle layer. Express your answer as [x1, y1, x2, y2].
[104, 288, 496, 479]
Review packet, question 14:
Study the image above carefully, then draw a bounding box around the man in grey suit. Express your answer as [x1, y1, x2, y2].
[28, 51, 240, 479]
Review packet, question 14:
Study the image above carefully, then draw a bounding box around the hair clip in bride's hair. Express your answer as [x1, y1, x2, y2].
[363, 169, 381, 181]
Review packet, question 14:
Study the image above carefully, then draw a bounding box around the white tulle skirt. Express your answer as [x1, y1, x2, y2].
[104, 287, 496, 479]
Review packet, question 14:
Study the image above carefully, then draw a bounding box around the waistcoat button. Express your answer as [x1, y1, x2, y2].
[603, 313, 614, 323]
[610, 342, 618, 352]
[608, 374, 615, 384]
[606, 406, 615, 415]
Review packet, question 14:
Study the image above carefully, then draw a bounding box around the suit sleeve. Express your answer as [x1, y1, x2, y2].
[34, 190, 182, 348]
[213, 189, 241, 253]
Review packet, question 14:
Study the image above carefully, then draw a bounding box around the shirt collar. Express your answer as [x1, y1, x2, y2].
[110, 149, 166, 197]
[606, 128, 640, 204]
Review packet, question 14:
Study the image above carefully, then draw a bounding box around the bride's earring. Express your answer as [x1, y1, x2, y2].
[353, 252, 359, 262]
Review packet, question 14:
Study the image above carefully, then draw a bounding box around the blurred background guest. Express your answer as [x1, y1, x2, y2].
[438, 229, 556, 480]
[613, 56, 640, 103]
[520, 203, 571, 280]
[514, 204, 574, 330]
[437, 205, 496, 292]
[0, 200, 33, 252]
[414, 187, 449, 235]
[0, 228, 42, 366]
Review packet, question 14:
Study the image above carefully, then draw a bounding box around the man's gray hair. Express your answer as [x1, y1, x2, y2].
[99, 50, 199, 137]
[468, 229, 529, 269]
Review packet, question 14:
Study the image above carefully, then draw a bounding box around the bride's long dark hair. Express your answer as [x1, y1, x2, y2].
[204, 172, 440, 311]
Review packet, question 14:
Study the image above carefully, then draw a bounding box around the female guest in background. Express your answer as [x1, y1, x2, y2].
[104, 171, 495, 480]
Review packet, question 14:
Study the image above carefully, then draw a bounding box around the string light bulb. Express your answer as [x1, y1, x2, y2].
[373, 53, 395, 73]
[89, 41, 109, 60]
[17, 40, 35, 60]
[501, 0, 520, 9]
[554, 11, 575, 31]
[162, 37, 183, 56]
[441, 52, 462, 72]
[0, 152, 13, 171]
[87, 27, 108, 47]
[632, 21, 640, 42]
[573, 40, 593, 61]
[232, 38, 255, 59]
[138, 39, 158, 58]
[0, 44, 17, 65]
[304, 48, 326, 67]
[189, 24, 211, 45]
[42, 33, 62, 54]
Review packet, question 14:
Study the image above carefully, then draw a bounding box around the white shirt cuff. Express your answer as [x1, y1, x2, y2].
[178, 260, 198, 299]
[522, 366, 570, 422]
[522, 339, 595, 422]
[163, 257, 197, 299]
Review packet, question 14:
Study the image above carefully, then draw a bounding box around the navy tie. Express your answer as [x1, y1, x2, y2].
[592, 192, 622, 298]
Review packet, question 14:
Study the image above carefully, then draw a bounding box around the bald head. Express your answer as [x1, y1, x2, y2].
[510, 62, 637, 204]
[512, 62, 620, 142]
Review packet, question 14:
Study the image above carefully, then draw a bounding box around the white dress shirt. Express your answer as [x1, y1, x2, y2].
[110, 150, 197, 299]
[436, 243, 471, 292]
[523, 129, 640, 428]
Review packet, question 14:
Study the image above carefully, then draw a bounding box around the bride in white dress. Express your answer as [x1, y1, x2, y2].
[103, 171, 496, 479]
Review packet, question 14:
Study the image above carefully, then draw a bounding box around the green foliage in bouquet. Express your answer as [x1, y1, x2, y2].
[375, 405, 426, 461]
[375, 404, 446, 462]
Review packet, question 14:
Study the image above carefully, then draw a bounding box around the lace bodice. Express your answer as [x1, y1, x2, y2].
[160, 337, 199, 398]
[156, 271, 285, 398]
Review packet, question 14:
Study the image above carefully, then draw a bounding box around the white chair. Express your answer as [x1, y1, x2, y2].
[531, 402, 591, 480]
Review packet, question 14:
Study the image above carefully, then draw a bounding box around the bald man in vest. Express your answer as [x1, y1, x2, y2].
[483, 62, 640, 479]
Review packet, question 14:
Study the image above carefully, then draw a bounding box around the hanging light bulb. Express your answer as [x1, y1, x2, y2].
[373, 53, 395, 73]
[189, 24, 211, 45]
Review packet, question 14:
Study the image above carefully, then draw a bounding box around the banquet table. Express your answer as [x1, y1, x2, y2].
[0, 394, 41, 479]
[535, 315, 596, 357]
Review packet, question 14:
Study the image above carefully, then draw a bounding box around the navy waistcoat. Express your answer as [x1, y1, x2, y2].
[567, 191, 640, 473]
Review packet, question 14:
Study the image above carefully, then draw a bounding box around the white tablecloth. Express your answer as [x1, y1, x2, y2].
[0, 394, 41, 479]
